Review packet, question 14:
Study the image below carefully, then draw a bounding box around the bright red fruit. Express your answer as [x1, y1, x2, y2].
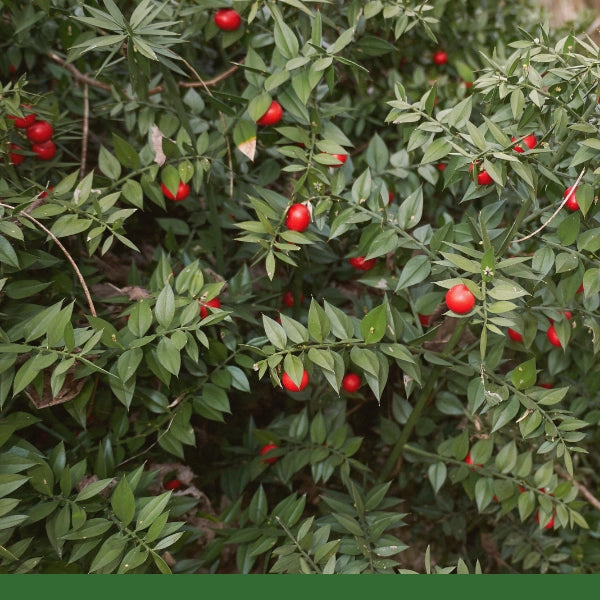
[546, 324, 561, 347]
[564, 186, 579, 211]
[331, 153, 348, 168]
[199, 297, 221, 319]
[469, 163, 493, 186]
[445, 284, 475, 314]
[9, 112, 36, 128]
[31, 140, 56, 160]
[349, 256, 376, 271]
[161, 181, 190, 202]
[260, 443, 279, 464]
[9, 144, 25, 165]
[214, 8, 242, 31]
[164, 479, 182, 490]
[388, 191, 394, 204]
[26, 120, 53, 143]
[507, 328, 523, 342]
[285, 203, 310, 232]
[418, 314, 432, 327]
[282, 291, 304, 307]
[342, 373, 361, 393]
[281, 370, 309, 392]
[433, 50, 448, 65]
[539, 382, 554, 389]
[257, 100, 283, 126]
[464, 452, 482, 467]
[437, 163, 447, 171]
[511, 134, 537, 153]
[536, 510, 555, 530]
[577, 283, 584, 294]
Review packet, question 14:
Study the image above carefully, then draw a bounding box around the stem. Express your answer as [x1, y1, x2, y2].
[377, 318, 470, 483]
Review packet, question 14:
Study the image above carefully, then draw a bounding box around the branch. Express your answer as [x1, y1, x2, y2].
[511, 167, 586, 245]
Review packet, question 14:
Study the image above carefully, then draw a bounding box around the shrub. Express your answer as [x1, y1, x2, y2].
[1, 0, 600, 574]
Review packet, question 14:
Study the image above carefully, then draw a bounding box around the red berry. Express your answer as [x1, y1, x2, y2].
[342, 373, 361, 393]
[260, 443, 279, 464]
[577, 283, 584, 294]
[539, 382, 554, 389]
[418, 313, 432, 327]
[437, 163, 447, 171]
[464, 452, 482, 467]
[511, 134, 537, 153]
[507, 328, 523, 342]
[433, 50, 448, 65]
[8, 143, 25, 165]
[199, 297, 221, 319]
[161, 181, 190, 201]
[388, 191, 394, 205]
[281, 370, 309, 392]
[9, 64, 16, 74]
[257, 100, 283, 126]
[282, 291, 304, 307]
[331, 153, 348, 168]
[31, 140, 56, 160]
[469, 163, 494, 186]
[562, 311, 573, 321]
[564, 186, 579, 211]
[164, 479, 182, 490]
[40, 186, 54, 199]
[546, 324, 561, 347]
[535, 510, 555, 530]
[445, 284, 475, 314]
[349, 256, 376, 271]
[26, 120, 53, 143]
[214, 8, 242, 31]
[8, 112, 36, 128]
[285, 203, 310, 232]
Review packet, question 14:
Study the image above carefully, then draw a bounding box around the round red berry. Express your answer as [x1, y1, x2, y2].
[9, 112, 36, 128]
[507, 328, 523, 342]
[199, 297, 221, 319]
[164, 479, 182, 490]
[26, 120, 53, 143]
[433, 50, 448, 65]
[285, 203, 310, 232]
[511, 134, 537, 153]
[469, 163, 494, 186]
[257, 100, 283, 126]
[161, 181, 190, 202]
[535, 510, 555, 530]
[437, 163, 447, 171]
[281, 370, 309, 392]
[445, 284, 475, 314]
[260, 443, 279, 464]
[331, 153, 348, 168]
[349, 256, 376, 271]
[282, 291, 304, 307]
[418, 314, 432, 327]
[214, 8, 242, 31]
[342, 373, 361, 393]
[464, 452, 482, 467]
[564, 186, 579, 211]
[8, 143, 25, 165]
[388, 191, 394, 205]
[31, 140, 56, 160]
[546, 324, 561, 347]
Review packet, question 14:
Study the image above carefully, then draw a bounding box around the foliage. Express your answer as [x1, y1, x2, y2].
[1, 0, 600, 574]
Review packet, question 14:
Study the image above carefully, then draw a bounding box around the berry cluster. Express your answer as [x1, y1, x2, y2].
[8, 107, 57, 164]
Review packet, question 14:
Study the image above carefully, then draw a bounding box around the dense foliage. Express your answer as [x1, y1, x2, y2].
[1, 0, 600, 574]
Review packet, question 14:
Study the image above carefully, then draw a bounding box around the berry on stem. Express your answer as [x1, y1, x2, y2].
[199, 297, 221, 319]
[161, 181, 190, 202]
[31, 140, 56, 160]
[214, 8, 242, 31]
[257, 100, 283, 126]
[26, 120, 53, 143]
[260, 443, 279, 464]
[164, 479, 182, 491]
[445, 284, 475, 314]
[285, 203, 310, 232]
[281, 370, 309, 392]
[342, 373, 361, 393]
[507, 328, 523, 342]
[349, 256, 376, 271]
[564, 186, 579, 211]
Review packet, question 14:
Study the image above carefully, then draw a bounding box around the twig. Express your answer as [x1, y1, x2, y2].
[511, 167, 586, 244]
[0, 202, 97, 317]
[556, 465, 600, 512]
[48, 51, 240, 98]
[81, 82, 89, 177]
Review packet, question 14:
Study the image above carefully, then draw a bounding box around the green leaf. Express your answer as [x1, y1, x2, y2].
[98, 145, 122, 180]
[154, 284, 175, 329]
[0, 235, 19, 268]
[112, 134, 140, 169]
[427, 462, 447, 494]
[156, 337, 181, 376]
[511, 357, 536, 390]
[263, 315, 287, 350]
[397, 187, 423, 230]
[421, 138, 451, 165]
[111, 477, 136, 527]
[395, 255, 431, 291]
[360, 304, 387, 343]
[307, 299, 331, 343]
[136, 492, 171, 531]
